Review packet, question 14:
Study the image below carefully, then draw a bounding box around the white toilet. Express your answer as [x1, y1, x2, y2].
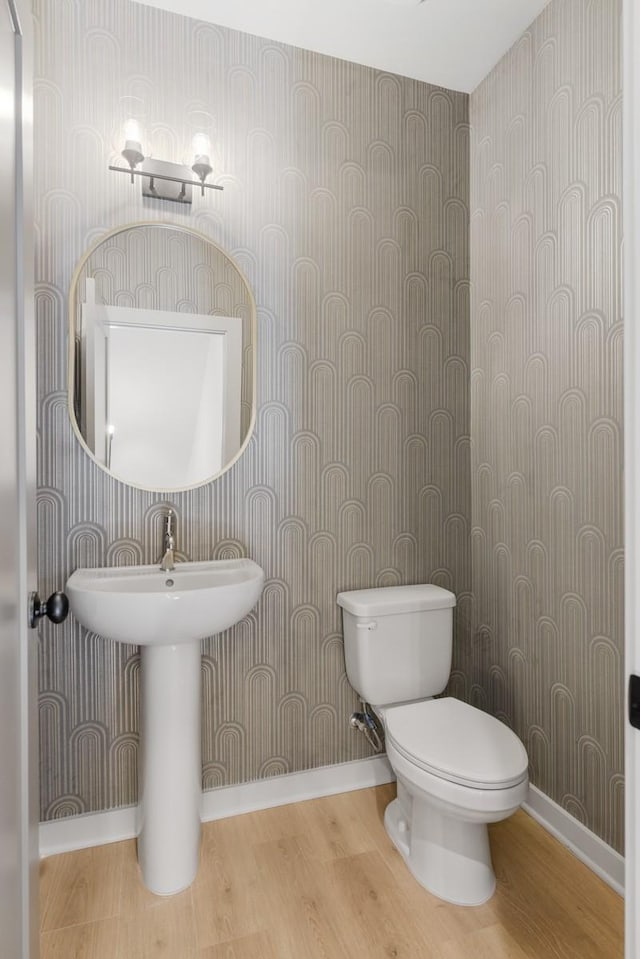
[337, 584, 529, 906]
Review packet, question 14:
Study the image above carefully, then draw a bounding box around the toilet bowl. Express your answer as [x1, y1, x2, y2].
[337, 584, 530, 906]
[378, 698, 529, 905]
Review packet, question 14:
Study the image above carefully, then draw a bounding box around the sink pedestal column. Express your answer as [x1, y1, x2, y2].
[138, 640, 202, 895]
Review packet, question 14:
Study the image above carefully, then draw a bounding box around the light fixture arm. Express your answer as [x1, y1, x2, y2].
[108, 163, 224, 194]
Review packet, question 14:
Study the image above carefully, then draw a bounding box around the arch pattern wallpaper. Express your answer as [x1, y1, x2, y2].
[465, 0, 623, 851]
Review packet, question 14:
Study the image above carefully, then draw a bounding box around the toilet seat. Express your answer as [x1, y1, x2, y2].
[384, 697, 529, 790]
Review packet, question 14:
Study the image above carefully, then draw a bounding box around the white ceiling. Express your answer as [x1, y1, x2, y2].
[134, 0, 550, 93]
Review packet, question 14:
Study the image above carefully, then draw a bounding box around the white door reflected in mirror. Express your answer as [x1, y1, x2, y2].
[81, 278, 242, 489]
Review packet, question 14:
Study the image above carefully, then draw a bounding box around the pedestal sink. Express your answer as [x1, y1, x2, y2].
[66, 558, 264, 895]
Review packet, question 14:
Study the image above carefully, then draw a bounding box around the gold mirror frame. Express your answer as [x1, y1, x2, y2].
[67, 221, 257, 492]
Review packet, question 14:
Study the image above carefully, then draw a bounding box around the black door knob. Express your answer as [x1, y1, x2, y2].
[29, 591, 70, 629]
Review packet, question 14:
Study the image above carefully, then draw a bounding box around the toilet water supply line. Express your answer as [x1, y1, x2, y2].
[350, 701, 384, 753]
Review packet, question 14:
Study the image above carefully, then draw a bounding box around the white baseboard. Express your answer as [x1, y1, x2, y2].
[39, 803, 139, 858]
[201, 753, 394, 822]
[523, 784, 624, 896]
[39, 761, 625, 900]
[38, 755, 395, 859]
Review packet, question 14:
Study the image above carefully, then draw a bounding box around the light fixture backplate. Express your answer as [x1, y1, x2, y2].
[140, 157, 193, 204]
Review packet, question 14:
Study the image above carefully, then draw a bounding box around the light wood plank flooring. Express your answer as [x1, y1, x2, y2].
[39, 783, 623, 958]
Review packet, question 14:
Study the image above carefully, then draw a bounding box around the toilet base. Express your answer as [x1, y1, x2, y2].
[384, 793, 496, 906]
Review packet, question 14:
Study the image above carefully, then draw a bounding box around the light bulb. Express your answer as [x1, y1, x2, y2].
[124, 118, 142, 144]
[192, 133, 211, 159]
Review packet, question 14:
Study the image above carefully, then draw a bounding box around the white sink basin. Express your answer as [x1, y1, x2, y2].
[66, 558, 264, 646]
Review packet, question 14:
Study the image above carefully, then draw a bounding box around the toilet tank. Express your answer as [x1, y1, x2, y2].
[337, 585, 456, 706]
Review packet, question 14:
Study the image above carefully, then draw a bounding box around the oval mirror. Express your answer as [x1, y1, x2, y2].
[68, 222, 256, 491]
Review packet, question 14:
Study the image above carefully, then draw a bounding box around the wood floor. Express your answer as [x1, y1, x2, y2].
[39, 783, 623, 958]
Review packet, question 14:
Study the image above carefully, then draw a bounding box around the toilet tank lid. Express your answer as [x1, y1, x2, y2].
[337, 584, 456, 616]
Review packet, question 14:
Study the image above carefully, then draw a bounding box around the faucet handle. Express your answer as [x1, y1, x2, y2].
[163, 509, 176, 552]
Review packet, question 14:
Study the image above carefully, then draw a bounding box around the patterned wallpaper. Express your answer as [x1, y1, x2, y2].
[34, 0, 470, 817]
[462, 0, 624, 851]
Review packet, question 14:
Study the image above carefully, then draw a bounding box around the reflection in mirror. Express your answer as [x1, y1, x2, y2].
[69, 223, 256, 491]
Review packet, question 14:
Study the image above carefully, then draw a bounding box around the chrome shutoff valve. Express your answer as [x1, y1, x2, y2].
[349, 706, 384, 753]
[350, 711, 369, 733]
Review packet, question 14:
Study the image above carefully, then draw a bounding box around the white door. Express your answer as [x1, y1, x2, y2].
[624, 1, 640, 956]
[0, 1, 38, 956]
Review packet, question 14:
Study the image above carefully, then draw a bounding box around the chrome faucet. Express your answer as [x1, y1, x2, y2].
[160, 509, 176, 572]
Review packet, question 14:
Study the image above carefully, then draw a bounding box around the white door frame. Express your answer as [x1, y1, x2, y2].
[19, 8, 38, 956]
[623, 0, 640, 955]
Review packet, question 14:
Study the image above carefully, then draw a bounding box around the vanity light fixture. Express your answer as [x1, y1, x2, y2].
[109, 121, 223, 204]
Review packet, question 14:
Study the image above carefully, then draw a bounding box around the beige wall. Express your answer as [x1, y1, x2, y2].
[35, 0, 470, 817]
[465, 0, 623, 851]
